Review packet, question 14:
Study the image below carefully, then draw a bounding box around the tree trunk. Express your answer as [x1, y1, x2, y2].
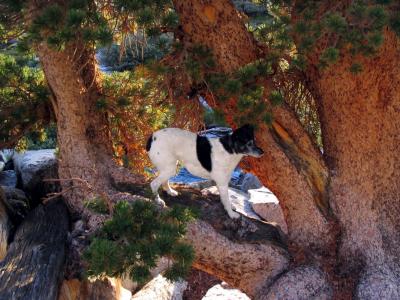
[0, 199, 69, 300]
[34, 41, 142, 219]
[173, 0, 400, 298]
[305, 29, 400, 298]
[172, 0, 335, 256]
[162, 188, 289, 298]
[36, 41, 115, 217]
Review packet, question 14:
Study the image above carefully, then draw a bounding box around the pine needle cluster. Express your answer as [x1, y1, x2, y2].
[258, 1, 400, 72]
[84, 200, 196, 284]
[179, 44, 282, 127]
[0, 52, 50, 147]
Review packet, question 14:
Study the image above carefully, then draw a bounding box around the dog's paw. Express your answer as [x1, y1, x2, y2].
[166, 189, 179, 197]
[227, 210, 240, 219]
[154, 195, 166, 208]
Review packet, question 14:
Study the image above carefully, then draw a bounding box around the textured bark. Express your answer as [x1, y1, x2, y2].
[36, 41, 115, 216]
[172, 0, 334, 255]
[58, 278, 129, 300]
[162, 188, 289, 298]
[0, 188, 9, 261]
[173, 0, 259, 73]
[173, 0, 400, 298]
[0, 199, 68, 300]
[305, 29, 400, 293]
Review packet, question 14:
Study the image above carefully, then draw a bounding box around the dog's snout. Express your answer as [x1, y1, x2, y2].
[249, 145, 264, 158]
[255, 147, 264, 157]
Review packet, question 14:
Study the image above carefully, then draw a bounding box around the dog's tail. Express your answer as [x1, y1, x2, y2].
[146, 133, 153, 152]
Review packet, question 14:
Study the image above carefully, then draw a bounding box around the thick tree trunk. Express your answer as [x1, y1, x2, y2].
[306, 29, 400, 298]
[173, 1, 400, 298]
[0, 199, 69, 300]
[36, 42, 115, 217]
[172, 0, 335, 256]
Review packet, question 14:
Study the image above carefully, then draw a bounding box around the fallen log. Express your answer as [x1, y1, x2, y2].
[0, 199, 69, 300]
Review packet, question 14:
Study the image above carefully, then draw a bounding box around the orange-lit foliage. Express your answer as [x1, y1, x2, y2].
[101, 65, 203, 175]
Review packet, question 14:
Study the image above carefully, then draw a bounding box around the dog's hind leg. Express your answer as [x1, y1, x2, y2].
[150, 163, 177, 206]
[150, 170, 175, 195]
[162, 181, 179, 196]
[216, 184, 240, 219]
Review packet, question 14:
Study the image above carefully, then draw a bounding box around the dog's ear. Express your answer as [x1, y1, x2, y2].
[240, 124, 254, 132]
[232, 124, 254, 140]
[234, 124, 254, 135]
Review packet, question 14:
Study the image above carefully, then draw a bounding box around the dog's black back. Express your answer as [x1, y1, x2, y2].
[196, 135, 212, 172]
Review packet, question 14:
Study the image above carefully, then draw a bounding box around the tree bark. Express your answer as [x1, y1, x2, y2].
[305, 29, 400, 298]
[0, 199, 69, 300]
[172, 0, 335, 256]
[36, 41, 115, 217]
[172, 0, 400, 298]
[162, 188, 289, 298]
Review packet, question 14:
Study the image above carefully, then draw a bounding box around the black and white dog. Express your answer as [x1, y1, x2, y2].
[146, 124, 264, 218]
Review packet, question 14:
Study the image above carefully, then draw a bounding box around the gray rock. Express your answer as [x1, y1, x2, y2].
[13, 149, 59, 201]
[233, 0, 267, 16]
[0, 150, 14, 172]
[1, 186, 29, 224]
[202, 282, 250, 300]
[131, 274, 187, 300]
[0, 170, 17, 188]
[170, 178, 215, 190]
[260, 266, 333, 300]
[240, 173, 263, 192]
[229, 187, 262, 220]
[248, 187, 288, 234]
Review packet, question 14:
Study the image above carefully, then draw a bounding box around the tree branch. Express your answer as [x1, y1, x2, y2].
[162, 188, 289, 298]
[171, 0, 336, 254]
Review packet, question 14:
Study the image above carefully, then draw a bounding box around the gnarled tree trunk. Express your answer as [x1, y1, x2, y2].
[305, 29, 400, 299]
[173, 0, 335, 258]
[172, 0, 400, 298]
[36, 41, 116, 218]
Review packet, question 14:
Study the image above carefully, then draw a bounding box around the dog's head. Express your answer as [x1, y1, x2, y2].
[231, 124, 264, 157]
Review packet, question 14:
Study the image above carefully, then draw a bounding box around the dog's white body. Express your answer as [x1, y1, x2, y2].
[148, 128, 244, 218]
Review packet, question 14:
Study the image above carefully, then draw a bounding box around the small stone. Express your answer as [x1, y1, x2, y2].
[240, 173, 263, 192]
[202, 282, 250, 300]
[73, 220, 84, 232]
[0, 170, 17, 188]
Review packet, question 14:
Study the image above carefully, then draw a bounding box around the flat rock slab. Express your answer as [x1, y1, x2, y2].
[229, 187, 263, 220]
[201, 186, 261, 220]
[0, 170, 17, 188]
[202, 282, 250, 300]
[248, 187, 288, 234]
[201, 186, 288, 234]
[131, 275, 187, 300]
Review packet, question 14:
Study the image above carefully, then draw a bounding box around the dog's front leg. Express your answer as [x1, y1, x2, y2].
[217, 184, 240, 219]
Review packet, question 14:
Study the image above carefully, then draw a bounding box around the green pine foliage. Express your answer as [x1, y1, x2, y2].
[84, 196, 109, 214]
[181, 45, 279, 126]
[252, 1, 400, 71]
[0, 51, 51, 147]
[84, 200, 196, 284]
